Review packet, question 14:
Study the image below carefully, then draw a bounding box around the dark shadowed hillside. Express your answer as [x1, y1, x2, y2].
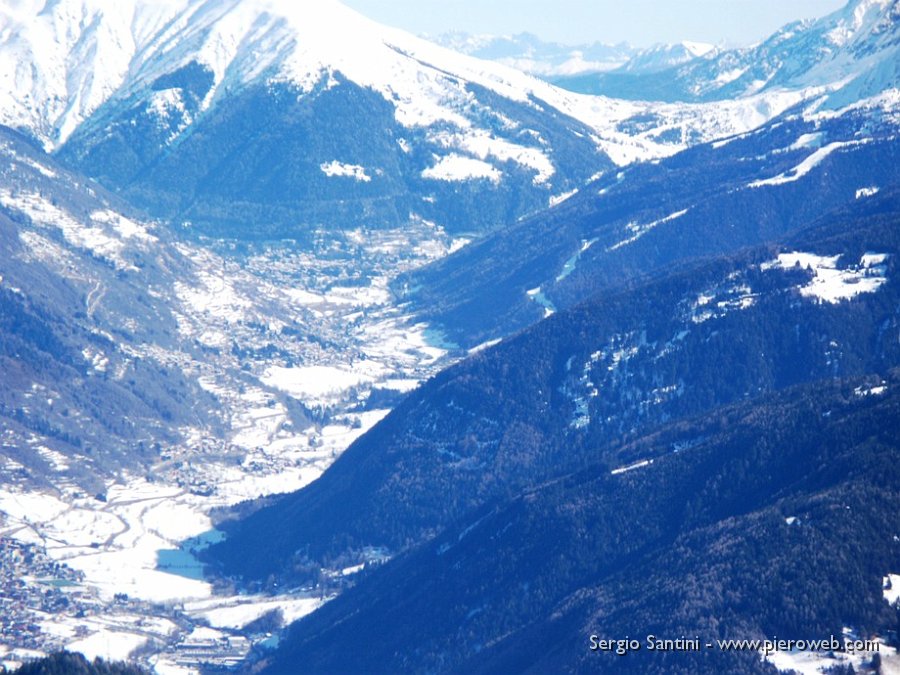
[208, 189, 900, 586]
[264, 373, 900, 674]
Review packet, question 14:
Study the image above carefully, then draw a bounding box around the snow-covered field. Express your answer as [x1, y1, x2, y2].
[765, 251, 889, 303]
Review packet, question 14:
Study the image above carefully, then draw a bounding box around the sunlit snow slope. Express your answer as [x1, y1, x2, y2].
[2, 0, 871, 238]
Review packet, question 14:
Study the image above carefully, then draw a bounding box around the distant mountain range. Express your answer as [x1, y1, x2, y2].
[553, 0, 900, 102]
[436, 2, 900, 108]
[427, 31, 637, 77]
[430, 31, 716, 79]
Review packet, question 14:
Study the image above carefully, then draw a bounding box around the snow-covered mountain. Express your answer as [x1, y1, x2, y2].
[0, 0, 616, 235]
[0, 0, 870, 238]
[1, 0, 899, 670]
[429, 31, 634, 78]
[556, 0, 900, 102]
[618, 40, 716, 74]
[428, 33, 717, 80]
[683, 0, 900, 102]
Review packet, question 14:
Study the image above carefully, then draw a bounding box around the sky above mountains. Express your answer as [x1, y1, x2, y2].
[342, 0, 847, 47]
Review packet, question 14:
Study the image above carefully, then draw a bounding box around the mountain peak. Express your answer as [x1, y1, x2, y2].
[824, 0, 898, 46]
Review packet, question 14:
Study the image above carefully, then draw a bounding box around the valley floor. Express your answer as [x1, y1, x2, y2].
[0, 223, 465, 673]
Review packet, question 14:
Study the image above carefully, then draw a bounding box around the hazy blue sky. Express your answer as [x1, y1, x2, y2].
[342, 0, 848, 47]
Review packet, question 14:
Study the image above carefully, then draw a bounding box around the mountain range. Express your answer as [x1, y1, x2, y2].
[554, 0, 900, 103]
[1, 0, 865, 239]
[0, 0, 899, 673]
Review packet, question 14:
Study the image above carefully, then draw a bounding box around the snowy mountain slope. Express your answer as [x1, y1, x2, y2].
[0, 0, 860, 238]
[399, 96, 900, 347]
[555, 0, 900, 103]
[0, 0, 727, 152]
[429, 34, 717, 80]
[618, 40, 716, 74]
[691, 0, 900, 102]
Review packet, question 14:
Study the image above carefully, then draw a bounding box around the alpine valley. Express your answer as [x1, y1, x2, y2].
[0, 0, 898, 674]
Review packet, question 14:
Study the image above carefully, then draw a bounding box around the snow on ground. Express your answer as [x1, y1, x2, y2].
[549, 188, 578, 207]
[788, 132, 823, 150]
[611, 459, 654, 475]
[690, 281, 757, 324]
[262, 365, 374, 403]
[856, 185, 880, 199]
[765, 251, 889, 303]
[67, 630, 148, 662]
[35, 445, 70, 472]
[885, 574, 900, 605]
[422, 153, 502, 183]
[1, 224, 460, 670]
[91, 209, 156, 242]
[428, 129, 555, 185]
[320, 160, 372, 181]
[377, 379, 421, 392]
[0, 190, 141, 271]
[748, 140, 868, 187]
[0, 488, 68, 525]
[468, 338, 502, 354]
[186, 596, 324, 630]
[607, 209, 688, 251]
[855, 383, 888, 398]
[174, 269, 251, 325]
[283, 288, 326, 305]
[764, 631, 898, 675]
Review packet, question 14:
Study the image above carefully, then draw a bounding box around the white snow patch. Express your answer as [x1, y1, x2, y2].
[885, 574, 900, 605]
[422, 154, 501, 183]
[189, 596, 324, 630]
[261, 365, 371, 401]
[0, 190, 138, 271]
[175, 270, 251, 324]
[283, 288, 326, 305]
[714, 67, 748, 86]
[748, 140, 867, 188]
[67, 630, 147, 662]
[549, 188, 578, 207]
[0, 489, 69, 525]
[789, 132, 823, 151]
[448, 237, 470, 254]
[856, 186, 880, 199]
[377, 379, 421, 393]
[855, 383, 887, 398]
[320, 160, 372, 182]
[469, 338, 502, 354]
[611, 459, 653, 475]
[35, 445, 70, 472]
[766, 251, 889, 304]
[91, 210, 156, 242]
[428, 129, 554, 185]
[763, 631, 897, 675]
[608, 209, 689, 251]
